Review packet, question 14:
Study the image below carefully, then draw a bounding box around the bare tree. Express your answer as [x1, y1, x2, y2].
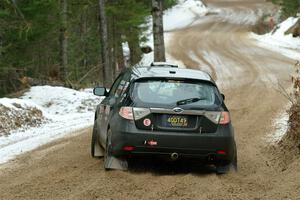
[152, 0, 166, 62]
[59, 0, 68, 81]
[98, 0, 112, 87]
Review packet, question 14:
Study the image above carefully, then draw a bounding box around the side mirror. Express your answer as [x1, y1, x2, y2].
[221, 93, 225, 101]
[93, 87, 108, 96]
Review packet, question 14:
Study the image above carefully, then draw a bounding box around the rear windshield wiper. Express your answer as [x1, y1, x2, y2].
[176, 97, 206, 106]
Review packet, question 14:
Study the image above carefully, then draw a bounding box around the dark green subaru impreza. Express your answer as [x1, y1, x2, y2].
[91, 62, 237, 174]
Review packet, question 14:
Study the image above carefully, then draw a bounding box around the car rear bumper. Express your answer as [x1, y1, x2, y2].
[110, 120, 235, 164]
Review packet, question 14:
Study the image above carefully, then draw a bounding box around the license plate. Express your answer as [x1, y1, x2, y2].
[166, 116, 188, 127]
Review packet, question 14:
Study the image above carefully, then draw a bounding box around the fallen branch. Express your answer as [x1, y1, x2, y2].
[76, 66, 98, 85]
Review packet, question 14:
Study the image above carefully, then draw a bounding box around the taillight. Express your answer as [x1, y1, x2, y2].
[217, 150, 226, 155]
[119, 107, 151, 120]
[219, 112, 230, 124]
[119, 107, 133, 120]
[204, 111, 230, 124]
[205, 112, 221, 124]
[122, 146, 135, 151]
[133, 108, 151, 120]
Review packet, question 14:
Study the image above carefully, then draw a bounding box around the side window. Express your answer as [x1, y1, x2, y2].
[109, 72, 131, 98]
[109, 75, 124, 97]
[115, 73, 130, 98]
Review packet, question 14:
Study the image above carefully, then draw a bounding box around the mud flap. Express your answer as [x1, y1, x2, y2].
[94, 142, 104, 157]
[104, 155, 128, 170]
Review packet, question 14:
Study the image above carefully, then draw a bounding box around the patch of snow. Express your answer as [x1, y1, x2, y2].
[0, 98, 42, 110]
[163, 0, 208, 31]
[0, 86, 104, 164]
[122, 41, 130, 66]
[21, 86, 98, 116]
[219, 7, 261, 25]
[122, 42, 130, 57]
[250, 16, 300, 60]
[267, 106, 290, 144]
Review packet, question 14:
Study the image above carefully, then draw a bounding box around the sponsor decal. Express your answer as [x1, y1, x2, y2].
[144, 140, 158, 146]
[143, 118, 151, 126]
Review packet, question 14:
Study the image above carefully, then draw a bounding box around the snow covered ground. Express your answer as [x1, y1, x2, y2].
[0, 86, 103, 164]
[139, 0, 208, 67]
[250, 16, 300, 60]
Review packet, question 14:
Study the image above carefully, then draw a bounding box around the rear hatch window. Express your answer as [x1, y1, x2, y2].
[131, 79, 221, 107]
[130, 79, 222, 133]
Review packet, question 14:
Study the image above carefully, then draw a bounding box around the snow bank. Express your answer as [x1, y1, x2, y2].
[251, 17, 300, 60]
[21, 86, 97, 116]
[0, 86, 103, 164]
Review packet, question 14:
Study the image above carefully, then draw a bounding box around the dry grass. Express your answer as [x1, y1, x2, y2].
[0, 104, 45, 136]
[273, 62, 300, 168]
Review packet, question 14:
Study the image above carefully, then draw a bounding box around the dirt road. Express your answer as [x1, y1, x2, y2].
[1, 1, 300, 200]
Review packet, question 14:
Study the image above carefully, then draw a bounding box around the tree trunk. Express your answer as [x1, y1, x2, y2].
[81, 9, 88, 71]
[152, 0, 166, 62]
[98, 0, 112, 88]
[59, 0, 68, 81]
[109, 12, 116, 79]
[0, 34, 3, 58]
[128, 32, 142, 65]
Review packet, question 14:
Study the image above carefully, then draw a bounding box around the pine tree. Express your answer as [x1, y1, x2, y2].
[0, 0, 177, 96]
[272, 0, 300, 19]
[281, 0, 299, 19]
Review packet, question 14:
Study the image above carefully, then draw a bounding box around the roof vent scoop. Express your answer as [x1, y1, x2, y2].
[150, 62, 178, 68]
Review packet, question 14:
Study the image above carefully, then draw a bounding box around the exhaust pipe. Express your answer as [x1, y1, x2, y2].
[170, 152, 179, 161]
[207, 154, 216, 162]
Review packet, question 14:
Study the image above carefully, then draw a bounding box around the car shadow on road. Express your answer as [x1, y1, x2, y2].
[127, 157, 216, 176]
